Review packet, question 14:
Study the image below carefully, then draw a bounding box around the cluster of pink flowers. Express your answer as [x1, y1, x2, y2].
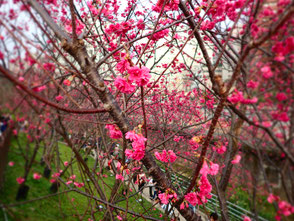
[276, 92, 287, 102]
[183, 192, 198, 207]
[50, 171, 62, 183]
[189, 138, 201, 150]
[124, 131, 147, 161]
[114, 77, 136, 94]
[200, 20, 216, 31]
[197, 174, 213, 204]
[271, 37, 294, 62]
[228, 90, 258, 105]
[45, 0, 57, 5]
[66, 174, 77, 185]
[105, 124, 122, 139]
[105, 20, 133, 36]
[267, 194, 294, 220]
[65, 19, 85, 35]
[87, 1, 99, 16]
[271, 111, 289, 122]
[114, 61, 151, 94]
[247, 80, 259, 89]
[43, 62, 55, 72]
[155, 149, 177, 163]
[173, 135, 182, 142]
[74, 182, 84, 188]
[182, 161, 218, 207]
[115, 174, 124, 181]
[158, 191, 177, 205]
[216, 145, 226, 154]
[152, 0, 179, 12]
[149, 29, 170, 41]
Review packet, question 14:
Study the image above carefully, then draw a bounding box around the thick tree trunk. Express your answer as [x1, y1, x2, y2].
[0, 128, 12, 190]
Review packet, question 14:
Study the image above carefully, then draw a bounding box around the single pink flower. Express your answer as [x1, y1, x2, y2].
[63, 79, 71, 86]
[55, 95, 63, 101]
[13, 129, 18, 135]
[16, 177, 25, 184]
[66, 180, 73, 185]
[8, 161, 14, 167]
[243, 216, 251, 221]
[231, 155, 241, 164]
[33, 173, 42, 180]
[261, 66, 273, 79]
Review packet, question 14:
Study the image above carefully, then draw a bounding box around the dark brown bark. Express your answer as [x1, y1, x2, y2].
[0, 128, 12, 190]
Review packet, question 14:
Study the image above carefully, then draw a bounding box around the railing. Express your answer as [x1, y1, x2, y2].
[165, 169, 268, 221]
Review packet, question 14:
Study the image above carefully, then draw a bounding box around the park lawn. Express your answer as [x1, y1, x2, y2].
[0, 134, 163, 221]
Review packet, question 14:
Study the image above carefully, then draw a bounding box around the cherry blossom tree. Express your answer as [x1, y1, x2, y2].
[0, 0, 293, 220]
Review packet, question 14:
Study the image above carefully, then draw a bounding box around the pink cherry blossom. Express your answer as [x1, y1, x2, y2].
[247, 80, 259, 88]
[105, 124, 122, 139]
[267, 194, 277, 203]
[74, 182, 84, 188]
[127, 66, 151, 86]
[231, 155, 241, 164]
[16, 177, 25, 184]
[63, 79, 71, 86]
[261, 66, 273, 79]
[243, 216, 251, 221]
[8, 161, 14, 166]
[158, 193, 169, 205]
[276, 92, 287, 101]
[155, 149, 177, 163]
[70, 175, 76, 180]
[184, 192, 198, 206]
[55, 95, 63, 101]
[33, 173, 42, 180]
[116, 174, 124, 181]
[43, 62, 55, 72]
[114, 77, 136, 94]
[209, 162, 219, 175]
[278, 201, 294, 216]
[116, 58, 130, 73]
[217, 145, 226, 154]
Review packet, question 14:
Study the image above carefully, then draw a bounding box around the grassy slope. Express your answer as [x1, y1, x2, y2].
[0, 135, 163, 221]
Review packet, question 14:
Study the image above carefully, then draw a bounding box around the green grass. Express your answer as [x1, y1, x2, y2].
[228, 187, 276, 221]
[0, 135, 163, 221]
